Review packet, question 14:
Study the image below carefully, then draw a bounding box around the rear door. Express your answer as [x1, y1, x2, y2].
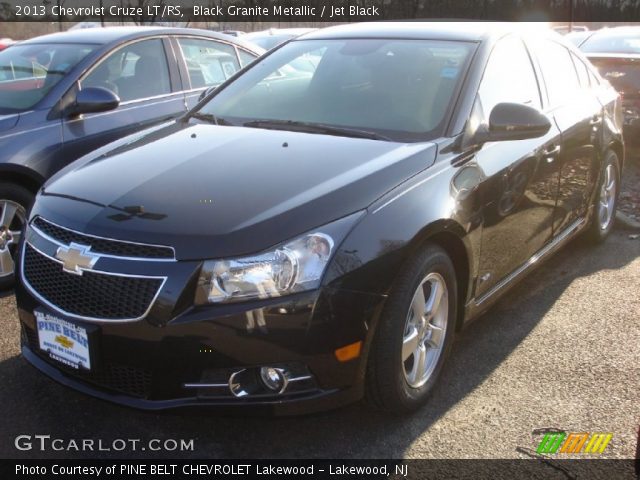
[531, 39, 602, 234]
[172, 36, 258, 110]
[61, 37, 187, 163]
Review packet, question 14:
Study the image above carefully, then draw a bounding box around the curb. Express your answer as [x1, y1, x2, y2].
[616, 211, 640, 231]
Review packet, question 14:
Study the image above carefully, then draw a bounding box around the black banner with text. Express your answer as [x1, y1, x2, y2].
[1, 459, 638, 480]
[2, 0, 640, 23]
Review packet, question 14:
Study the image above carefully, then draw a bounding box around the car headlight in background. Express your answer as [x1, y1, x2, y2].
[195, 212, 364, 304]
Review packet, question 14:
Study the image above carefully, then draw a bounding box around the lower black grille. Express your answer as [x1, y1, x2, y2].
[72, 363, 153, 398]
[24, 327, 152, 398]
[23, 244, 163, 320]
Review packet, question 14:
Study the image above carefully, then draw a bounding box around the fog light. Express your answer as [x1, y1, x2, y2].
[260, 367, 287, 393]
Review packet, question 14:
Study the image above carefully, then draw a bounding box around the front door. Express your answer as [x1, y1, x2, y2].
[473, 35, 562, 299]
[61, 37, 186, 165]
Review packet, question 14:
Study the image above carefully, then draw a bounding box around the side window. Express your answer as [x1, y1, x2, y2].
[82, 38, 171, 103]
[535, 40, 581, 107]
[477, 36, 542, 119]
[177, 38, 240, 89]
[571, 52, 590, 88]
[238, 49, 257, 68]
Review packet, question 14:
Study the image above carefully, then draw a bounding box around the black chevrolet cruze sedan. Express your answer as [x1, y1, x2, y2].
[15, 23, 622, 414]
[0, 27, 261, 288]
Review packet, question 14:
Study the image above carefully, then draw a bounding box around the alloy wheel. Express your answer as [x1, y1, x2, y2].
[402, 272, 449, 389]
[0, 200, 26, 278]
[598, 163, 617, 231]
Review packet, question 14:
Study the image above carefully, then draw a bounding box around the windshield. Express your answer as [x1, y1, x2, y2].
[0, 43, 96, 114]
[581, 30, 640, 54]
[197, 39, 474, 142]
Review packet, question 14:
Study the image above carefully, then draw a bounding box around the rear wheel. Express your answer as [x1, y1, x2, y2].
[585, 150, 620, 243]
[365, 244, 457, 413]
[0, 183, 33, 290]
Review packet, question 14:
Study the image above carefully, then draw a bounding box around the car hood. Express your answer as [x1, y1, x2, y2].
[38, 121, 437, 260]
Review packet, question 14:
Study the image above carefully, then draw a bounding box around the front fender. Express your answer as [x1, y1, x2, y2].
[324, 155, 482, 304]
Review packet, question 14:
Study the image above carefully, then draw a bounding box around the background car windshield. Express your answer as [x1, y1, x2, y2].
[200, 39, 474, 142]
[581, 31, 640, 53]
[0, 43, 96, 114]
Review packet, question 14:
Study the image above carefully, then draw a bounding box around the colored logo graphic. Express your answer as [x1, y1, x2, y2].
[536, 431, 612, 454]
[54, 335, 74, 349]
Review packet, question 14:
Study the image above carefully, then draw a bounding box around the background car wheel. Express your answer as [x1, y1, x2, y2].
[365, 244, 457, 413]
[0, 183, 33, 290]
[585, 150, 620, 244]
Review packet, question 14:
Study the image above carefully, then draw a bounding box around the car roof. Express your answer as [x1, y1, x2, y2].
[19, 26, 261, 52]
[300, 22, 556, 43]
[246, 28, 317, 38]
[585, 26, 640, 38]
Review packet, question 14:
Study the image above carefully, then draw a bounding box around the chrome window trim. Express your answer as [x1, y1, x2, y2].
[64, 93, 184, 124]
[118, 92, 183, 107]
[31, 216, 176, 262]
[183, 86, 211, 94]
[21, 241, 167, 324]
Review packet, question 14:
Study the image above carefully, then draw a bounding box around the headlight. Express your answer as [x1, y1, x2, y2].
[194, 213, 363, 304]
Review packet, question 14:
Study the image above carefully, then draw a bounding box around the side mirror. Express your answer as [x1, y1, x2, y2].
[67, 87, 119, 117]
[476, 102, 551, 143]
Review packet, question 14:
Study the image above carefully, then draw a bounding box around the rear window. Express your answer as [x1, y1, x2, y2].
[581, 31, 640, 54]
[0, 43, 96, 113]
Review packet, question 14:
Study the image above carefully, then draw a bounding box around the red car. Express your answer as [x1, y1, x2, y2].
[0, 38, 15, 51]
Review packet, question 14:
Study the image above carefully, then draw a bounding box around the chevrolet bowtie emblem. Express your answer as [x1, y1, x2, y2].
[54, 335, 74, 349]
[55, 242, 99, 275]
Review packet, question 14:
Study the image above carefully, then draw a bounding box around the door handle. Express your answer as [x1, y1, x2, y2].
[543, 144, 561, 162]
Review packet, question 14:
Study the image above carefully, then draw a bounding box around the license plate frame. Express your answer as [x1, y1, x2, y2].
[34, 308, 99, 371]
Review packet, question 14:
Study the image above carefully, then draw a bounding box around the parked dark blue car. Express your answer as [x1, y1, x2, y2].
[0, 27, 262, 287]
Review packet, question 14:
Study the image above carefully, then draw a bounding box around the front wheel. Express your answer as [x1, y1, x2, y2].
[365, 244, 457, 413]
[585, 150, 620, 243]
[0, 183, 33, 290]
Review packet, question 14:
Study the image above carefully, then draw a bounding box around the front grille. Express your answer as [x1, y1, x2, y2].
[32, 217, 174, 259]
[24, 327, 152, 398]
[23, 244, 163, 321]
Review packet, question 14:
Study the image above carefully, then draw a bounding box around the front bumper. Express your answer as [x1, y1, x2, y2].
[16, 270, 385, 415]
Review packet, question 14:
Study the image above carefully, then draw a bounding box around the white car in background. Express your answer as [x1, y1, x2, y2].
[245, 28, 317, 50]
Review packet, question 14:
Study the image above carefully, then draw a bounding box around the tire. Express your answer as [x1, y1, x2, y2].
[585, 150, 620, 244]
[365, 243, 457, 413]
[0, 182, 34, 290]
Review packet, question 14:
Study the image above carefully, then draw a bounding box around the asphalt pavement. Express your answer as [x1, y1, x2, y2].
[0, 228, 638, 460]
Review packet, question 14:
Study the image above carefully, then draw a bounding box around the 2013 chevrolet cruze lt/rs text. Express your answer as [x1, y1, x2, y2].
[15, 23, 622, 414]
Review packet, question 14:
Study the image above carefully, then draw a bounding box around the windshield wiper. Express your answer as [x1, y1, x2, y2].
[188, 112, 236, 126]
[242, 119, 392, 141]
[188, 111, 219, 125]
